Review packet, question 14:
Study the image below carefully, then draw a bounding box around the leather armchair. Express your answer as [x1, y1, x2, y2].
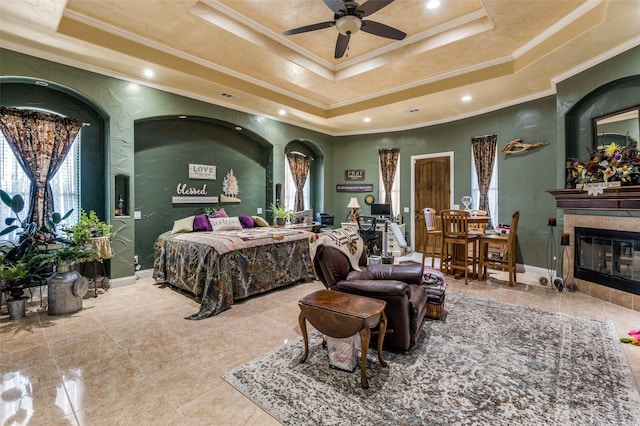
[313, 245, 427, 351]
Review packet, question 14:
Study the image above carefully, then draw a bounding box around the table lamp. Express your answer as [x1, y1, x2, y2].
[347, 197, 360, 222]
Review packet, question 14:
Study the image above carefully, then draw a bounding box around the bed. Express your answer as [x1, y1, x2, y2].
[153, 227, 316, 319]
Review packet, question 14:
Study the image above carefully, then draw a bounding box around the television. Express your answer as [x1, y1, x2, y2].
[292, 209, 313, 224]
[370, 203, 391, 217]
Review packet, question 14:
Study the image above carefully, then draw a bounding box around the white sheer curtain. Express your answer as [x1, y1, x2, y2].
[471, 150, 498, 228]
[378, 154, 400, 217]
[284, 153, 310, 212]
[1, 132, 80, 240]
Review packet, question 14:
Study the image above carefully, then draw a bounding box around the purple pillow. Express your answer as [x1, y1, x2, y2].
[209, 208, 228, 218]
[238, 215, 255, 229]
[193, 214, 212, 232]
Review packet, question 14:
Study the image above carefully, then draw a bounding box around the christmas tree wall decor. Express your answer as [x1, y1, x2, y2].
[220, 169, 241, 203]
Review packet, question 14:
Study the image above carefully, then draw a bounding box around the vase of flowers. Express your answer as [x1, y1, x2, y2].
[569, 141, 640, 190]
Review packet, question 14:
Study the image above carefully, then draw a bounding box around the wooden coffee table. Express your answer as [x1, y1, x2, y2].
[298, 289, 387, 389]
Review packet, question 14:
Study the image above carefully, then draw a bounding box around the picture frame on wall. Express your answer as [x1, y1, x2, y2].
[344, 169, 365, 181]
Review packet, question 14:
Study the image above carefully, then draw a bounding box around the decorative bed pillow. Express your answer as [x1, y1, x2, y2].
[193, 214, 212, 232]
[171, 216, 194, 234]
[209, 208, 229, 218]
[209, 216, 243, 231]
[238, 215, 255, 229]
[252, 216, 270, 227]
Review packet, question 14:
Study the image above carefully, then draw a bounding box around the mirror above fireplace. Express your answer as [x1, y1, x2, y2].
[592, 104, 640, 149]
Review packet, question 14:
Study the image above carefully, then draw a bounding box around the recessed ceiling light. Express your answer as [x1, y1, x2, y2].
[427, 0, 441, 9]
[35, 80, 49, 86]
[363, 117, 371, 123]
[220, 92, 239, 99]
[143, 69, 155, 78]
[235, 126, 243, 131]
[461, 95, 472, 102]
[278, 109, 287, 116]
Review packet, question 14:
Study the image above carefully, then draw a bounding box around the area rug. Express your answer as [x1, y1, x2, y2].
[223, 293, 640, 425]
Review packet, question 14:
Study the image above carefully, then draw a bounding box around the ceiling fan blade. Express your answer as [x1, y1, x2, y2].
[360, 20, 406, 40]
[357, 0, 395, 17]
[283, 21, 336, 36]
[335, 33, 350, 58]
[323, 0, 346, 15]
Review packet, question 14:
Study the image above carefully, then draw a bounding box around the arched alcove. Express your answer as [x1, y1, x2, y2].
[284, 139, 325, 214]
[0, 77, 109, 221]
[564, 75, 640, 159]
[134, 115, 273, 268]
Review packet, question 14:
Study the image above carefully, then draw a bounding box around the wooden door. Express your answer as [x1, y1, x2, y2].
[414, 156, 451, 253]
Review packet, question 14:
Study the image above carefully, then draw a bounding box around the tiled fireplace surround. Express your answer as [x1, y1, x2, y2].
[563, 214, 640, 312]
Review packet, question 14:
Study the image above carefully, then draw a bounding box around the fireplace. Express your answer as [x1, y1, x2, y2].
[574, 227, 640, 296]
[562, 214, 640, 311]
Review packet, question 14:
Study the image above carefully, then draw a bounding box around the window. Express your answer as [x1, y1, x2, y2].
[284, 153, 310, 212]
[0, 132, 80, 240]
[471, 151, 498, 227]
[378, 153, 400, 217]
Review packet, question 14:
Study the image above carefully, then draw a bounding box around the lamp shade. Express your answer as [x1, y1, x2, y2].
[347, 197, 360, 209]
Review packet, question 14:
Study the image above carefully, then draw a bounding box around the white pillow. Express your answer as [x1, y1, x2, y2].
[209, 216, 243, 231]
[171, 216, 194, 234]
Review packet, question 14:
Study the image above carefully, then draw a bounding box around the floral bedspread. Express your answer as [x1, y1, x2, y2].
[153, 230, 316, 319]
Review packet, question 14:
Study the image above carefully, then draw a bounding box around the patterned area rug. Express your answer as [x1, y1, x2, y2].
[222, 293, 640, 425]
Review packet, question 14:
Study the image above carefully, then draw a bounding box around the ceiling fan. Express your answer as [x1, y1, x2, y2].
[283, 0, 406, 59]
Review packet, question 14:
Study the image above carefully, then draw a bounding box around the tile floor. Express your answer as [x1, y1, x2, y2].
[1, 265, 639, 425]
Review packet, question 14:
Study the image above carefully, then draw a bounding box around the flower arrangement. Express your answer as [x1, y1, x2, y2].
[570, 141, 640, 187]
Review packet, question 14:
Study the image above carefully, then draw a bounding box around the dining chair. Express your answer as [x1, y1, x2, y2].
[421, 207, 442, 268]
[440, 209, 479, 285]
[468, 209, 488, 234]
[478, 211, 520, 286]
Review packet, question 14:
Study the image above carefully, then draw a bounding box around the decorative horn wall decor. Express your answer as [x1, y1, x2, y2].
[500, 138, 549, 156]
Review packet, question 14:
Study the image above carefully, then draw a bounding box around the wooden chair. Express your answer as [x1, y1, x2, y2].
[440, 209, 479, 285]
[479, 211, 520, 286]
[421, 207, 442, 268]
[468, 209, 488, 234]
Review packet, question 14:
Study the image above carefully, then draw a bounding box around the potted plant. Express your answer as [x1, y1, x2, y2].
[269, 203, 292, 227]
[65, 209, 112, 246]
[0, 189, 74, 262]
[29, 245, 97, 316]
[0, 260, 29, 319]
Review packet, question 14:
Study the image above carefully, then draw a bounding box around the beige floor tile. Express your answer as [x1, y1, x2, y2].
[1, 270, 638, 424]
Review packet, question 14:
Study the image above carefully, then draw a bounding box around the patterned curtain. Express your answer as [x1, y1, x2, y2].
[379, 147, 399, 213]
[286, 152, 312, 212]
[0, 106, 82, 227]
[471, 134, 497, 227]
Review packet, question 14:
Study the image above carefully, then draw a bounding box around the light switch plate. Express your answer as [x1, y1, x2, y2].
[134, 211, 142, 220]
[403, 207, 409, 213]
[257, 207, 263, 214]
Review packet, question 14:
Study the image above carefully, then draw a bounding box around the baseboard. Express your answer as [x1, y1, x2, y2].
[136, 269, 154, 279]
[109, 275, 137, 288]
[521, 264, 557, 280]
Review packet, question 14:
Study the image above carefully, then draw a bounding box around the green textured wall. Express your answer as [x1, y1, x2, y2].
[332, 97, 558, 268]
[134, 117, 271, 268]
[0, 48, 333, 279]
[1, 44, 638, 275]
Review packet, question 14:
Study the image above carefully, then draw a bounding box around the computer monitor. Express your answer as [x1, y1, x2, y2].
[317, 213, 334, 227]
[370, 203, 391, 217]
[292, 209, 313, 224]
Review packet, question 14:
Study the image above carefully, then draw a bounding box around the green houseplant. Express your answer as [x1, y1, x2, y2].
[65, 209, 112, 246]
[269, 203, 292, 227]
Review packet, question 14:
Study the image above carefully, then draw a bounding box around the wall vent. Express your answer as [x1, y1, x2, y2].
[219, 92, 239, 100]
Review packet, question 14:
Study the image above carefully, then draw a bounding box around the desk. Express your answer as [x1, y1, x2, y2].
[341, 222, 406, 257]
[298, 289, 387, 389]
[285, 222, 319, 231]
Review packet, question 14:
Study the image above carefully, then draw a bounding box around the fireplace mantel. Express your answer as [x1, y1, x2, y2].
[547, 185, 640, 210]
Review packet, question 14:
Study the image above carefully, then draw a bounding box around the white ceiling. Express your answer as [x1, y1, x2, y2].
[1, 0, 639, 135]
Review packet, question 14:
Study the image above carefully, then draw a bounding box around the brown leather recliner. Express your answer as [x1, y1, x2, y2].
[313, 245, 428, 351]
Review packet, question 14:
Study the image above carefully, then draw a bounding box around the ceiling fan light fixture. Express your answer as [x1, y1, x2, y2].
[336, 15, 361, 36]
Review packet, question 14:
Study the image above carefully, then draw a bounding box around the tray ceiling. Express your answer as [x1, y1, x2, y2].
[0, 0, 639, 135]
